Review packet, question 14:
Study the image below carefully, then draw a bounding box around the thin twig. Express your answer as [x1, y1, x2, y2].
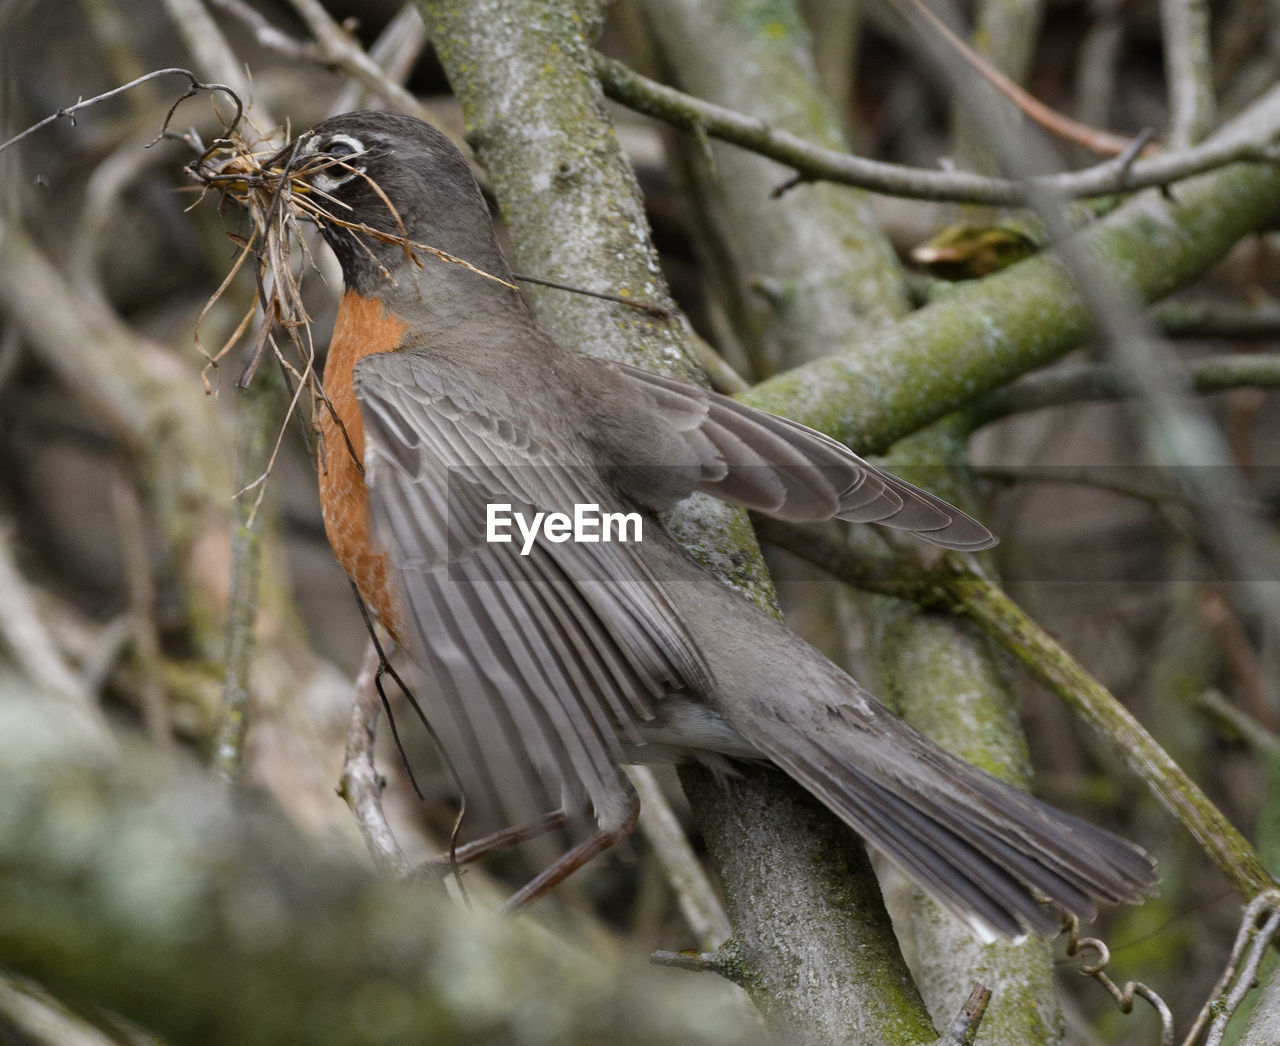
[512, 271, 670, 317]
[1156, 300, 1280, 338]
[932, 983, 991, 1046]
[649, 948, 737, 976]
[0, 68, 243, 154]
[684, 322, 750, 395]
[974, 464, 1188, 514]
[1197, 690, 1280, 756]
[1182, 892, 1280, 1046]
[161, 0, 255, 113]
[1074, 0, 1126, 131]
[1199, 590, 1275, 732]
[963, 354, 1280, 429]
[889, 0, 1140, 156]
[330, 3, 428, 116]
[346, 583, 470, 906]
[283, 0, 430, 118]
[208, 0, 318, 60]
[595, 54, 1280, 206]
[626, 765, 732, 950]
[338, 642, 413, 876]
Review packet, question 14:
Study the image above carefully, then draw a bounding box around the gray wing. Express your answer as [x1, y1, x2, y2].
[612, 363, 996, 552]
[354, 351, 711, 830]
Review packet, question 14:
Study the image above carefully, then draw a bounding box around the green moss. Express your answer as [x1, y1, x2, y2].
[729, 0, 807, 46]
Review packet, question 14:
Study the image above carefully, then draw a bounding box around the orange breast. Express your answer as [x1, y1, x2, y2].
[318, 290, 408, 637]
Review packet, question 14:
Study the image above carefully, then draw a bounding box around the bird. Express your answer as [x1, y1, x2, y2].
[266, 110, 1155, 939]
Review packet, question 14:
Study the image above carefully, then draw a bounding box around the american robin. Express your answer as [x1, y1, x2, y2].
[270, 110, 1154, 937]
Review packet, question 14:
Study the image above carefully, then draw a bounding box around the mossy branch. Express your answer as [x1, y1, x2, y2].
[0, 698, 764, 1046]
[950, 569, 1274, 896]
[754, 518, 1277, 899]
[731, 87, 1280, 453]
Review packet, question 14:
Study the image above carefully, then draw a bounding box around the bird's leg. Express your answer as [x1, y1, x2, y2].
[501, 789, 641, 913]
[418, 809, 569, 871]
[348, 582, 430, 799]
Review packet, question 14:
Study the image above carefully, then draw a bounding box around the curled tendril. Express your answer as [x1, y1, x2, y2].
[0, 68, 243, 156]
[1063, 915, 1174, 1045]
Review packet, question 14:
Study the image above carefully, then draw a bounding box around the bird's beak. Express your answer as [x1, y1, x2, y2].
[260, 138, 313, 193]
[188, 140, 305, 195]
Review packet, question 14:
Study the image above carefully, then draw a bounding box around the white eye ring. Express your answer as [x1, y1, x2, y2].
[308, 133, 367, 192]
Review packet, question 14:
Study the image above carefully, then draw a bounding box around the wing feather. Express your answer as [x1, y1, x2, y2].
[612, 363, 997, 551]
[353, 351, 711, 829]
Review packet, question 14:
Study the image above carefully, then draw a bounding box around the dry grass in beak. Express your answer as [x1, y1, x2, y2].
[185, 131, 329, 517]
[186, 132, 318, 389]
[189, 131, 517, 387]
[185, 130, 519, 517]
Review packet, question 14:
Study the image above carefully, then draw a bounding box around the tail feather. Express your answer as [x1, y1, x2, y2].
[733, 702, 1156, 939]
[896, 756, 1155, 904]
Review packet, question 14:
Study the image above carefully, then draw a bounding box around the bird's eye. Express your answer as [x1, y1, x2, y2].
[324, 134, 363, 159]
[297, 132, 367, 193]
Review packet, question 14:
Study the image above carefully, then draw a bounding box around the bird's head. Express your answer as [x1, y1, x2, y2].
[268, 110, 512, 295]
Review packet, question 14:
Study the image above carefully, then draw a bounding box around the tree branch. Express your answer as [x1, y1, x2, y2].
[1161, 0, 1216, 148]
[889, 0, 1125, 155]
[962, 353, 1280, 428]
[283, 0, 432, 119]
[0, 698, 765, 1046]
[735, 83, 1280, 454]
[753, 520, 1277, 900]
[594, 54, 1280, 206]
